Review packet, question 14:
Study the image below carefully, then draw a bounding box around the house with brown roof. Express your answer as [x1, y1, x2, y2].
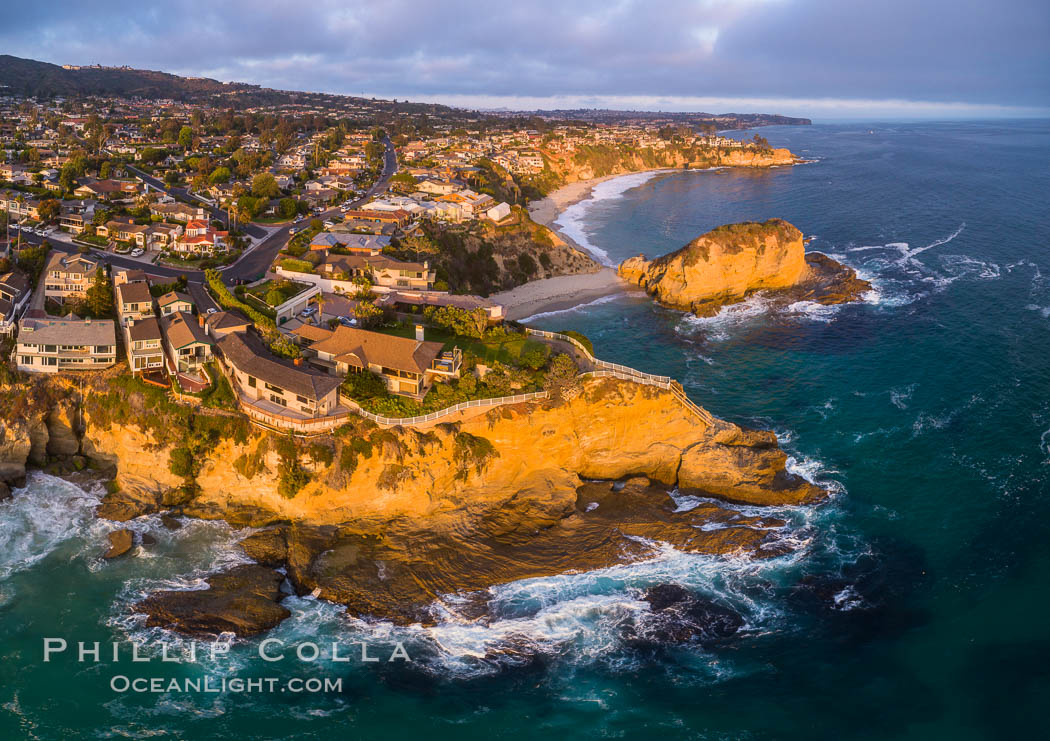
[43, 253, 99, 303]
[0, 270, 32, 334]
[161, 311, 213, 373]
[73, 179, 141, 200]
[126, 316, 165, 374]
[115, 280, 155, 327]
[215, 330, 343, 420]
[97, 220, 150, 246]
[157, 291, 194, 316]
[319, 253, 435, 291]
[296, 324, 461, 399]
[205, 310, 252, 338]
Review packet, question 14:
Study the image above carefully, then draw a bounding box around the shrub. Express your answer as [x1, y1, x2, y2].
[543, 353, 580, 399]
[453, 432, 498, 480]
[558, 329, 594, 356]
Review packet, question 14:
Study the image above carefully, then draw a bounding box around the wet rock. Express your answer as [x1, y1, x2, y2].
[278, 481, 793, 625]
[643, 583, 691, 612]
[139, 533, 157, 547]
[134, 564, 291, 637]
[0, 481, 11, 502]
[103, 529, 134, 559]
[239, 529, 288, 567]
[630, 584, 745, 645]
[160, 514, 182, 531]
[95, 487, 161, 522]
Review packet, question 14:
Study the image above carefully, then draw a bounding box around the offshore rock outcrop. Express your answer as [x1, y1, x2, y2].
[134, 565, 290, 636]
[619, 219, 871, 316]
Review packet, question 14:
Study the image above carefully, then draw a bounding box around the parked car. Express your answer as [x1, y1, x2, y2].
[206, 308, 218, 315]
[131, 248, 144, 257]
[300, 306, 317, 317]
[337, 316, 358, 328]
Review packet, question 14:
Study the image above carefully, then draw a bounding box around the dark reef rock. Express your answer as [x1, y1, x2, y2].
[160, 514, 183, 531]
[103, 529, 134, 559]
[134, 564, 290, 636]
[239, 529, 288, 567]
[628, 583, 745, 645]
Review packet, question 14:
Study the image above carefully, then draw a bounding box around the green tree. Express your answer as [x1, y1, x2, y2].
[543, 353, 580, 400]
[84, 267, 113, 318]
[209, 166, 232, 185]
[251, 172, 280, 199]
[278, 197, 297, 219]
[178, 126, 193, 150]
[99, 161, 112, 179]
[38, 199, 61, 222]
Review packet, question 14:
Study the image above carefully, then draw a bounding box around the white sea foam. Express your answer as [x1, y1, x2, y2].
[890, 383, 918, 410]
[785, 300, 841, 322]
[0, 473, 102, 580]
[554, 171, 668, 264]
[518, 292, 624, 322]
[677, 294, 774, 340]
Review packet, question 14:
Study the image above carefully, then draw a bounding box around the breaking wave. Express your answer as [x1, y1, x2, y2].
[554, 171, 670, 264]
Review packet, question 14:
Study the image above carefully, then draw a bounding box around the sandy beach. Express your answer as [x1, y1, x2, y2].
[493, 174, 646, 322]
[491, 268, 630, 322]
[526, 174, 624, 232]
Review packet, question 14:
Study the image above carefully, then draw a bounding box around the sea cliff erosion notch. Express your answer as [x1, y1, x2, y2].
[619, 219, 872, 316]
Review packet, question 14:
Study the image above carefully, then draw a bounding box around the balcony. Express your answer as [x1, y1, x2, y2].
[429, 347, 462, 376]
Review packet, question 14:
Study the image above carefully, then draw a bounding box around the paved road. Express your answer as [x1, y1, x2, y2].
[124, 164, 267, 240]
[15, 137, 398, 304]
[187, 280, 221, 312]
[222, 137, 398, 284]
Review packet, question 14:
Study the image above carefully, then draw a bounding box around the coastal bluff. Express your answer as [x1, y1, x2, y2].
[618, 219, 871, 316]
[0, 374, 826, 627]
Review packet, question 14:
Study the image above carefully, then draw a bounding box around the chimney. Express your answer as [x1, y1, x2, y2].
[415, 324, 424, 342]
[198, 313, 205, 327]
[293, 357, 302, 366]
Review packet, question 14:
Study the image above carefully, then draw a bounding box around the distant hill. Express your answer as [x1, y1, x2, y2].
[0, 55, 810, 128]
[0, 55, 458, 116]
[0, 55, 252, 100]
[516, 109, 812, 128]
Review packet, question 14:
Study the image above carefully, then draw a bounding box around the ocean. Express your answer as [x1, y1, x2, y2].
[2, 120, 1049, 739]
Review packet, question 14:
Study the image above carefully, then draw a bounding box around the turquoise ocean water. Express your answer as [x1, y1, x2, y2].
[2, 121, 1048, 739]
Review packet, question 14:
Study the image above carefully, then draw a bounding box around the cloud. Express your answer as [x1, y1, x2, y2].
[1, 0, 1047, 116]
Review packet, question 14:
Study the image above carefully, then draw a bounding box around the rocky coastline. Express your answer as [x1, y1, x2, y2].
[0, 373, 825, 635]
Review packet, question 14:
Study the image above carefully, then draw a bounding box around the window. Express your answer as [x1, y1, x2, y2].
[296, 395, 309, 405]
[19, 356, 32, 365]
[269, 394, 287, 407]
[247, 375, 257, 388]
[264, 382, 283, 393]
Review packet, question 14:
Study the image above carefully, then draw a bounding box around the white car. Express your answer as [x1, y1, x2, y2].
[131, 248, 144, 257]
[206, 308, 218, 315]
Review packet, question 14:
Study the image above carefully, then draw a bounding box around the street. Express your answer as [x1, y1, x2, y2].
[12, 137, 398, 299]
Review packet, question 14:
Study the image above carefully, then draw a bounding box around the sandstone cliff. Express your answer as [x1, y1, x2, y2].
[619, 219, 871, 316]
[545, 146, 797, 185]
[0, 374, 825, 625]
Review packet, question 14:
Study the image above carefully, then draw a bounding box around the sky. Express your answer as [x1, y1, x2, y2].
[2, 0, 1048, 119]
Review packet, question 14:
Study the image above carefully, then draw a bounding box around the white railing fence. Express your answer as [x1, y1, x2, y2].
[339, 390, 549, 427]
[527, 329, 710, 423]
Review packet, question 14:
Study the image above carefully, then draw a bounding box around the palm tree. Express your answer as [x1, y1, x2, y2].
[314, 292, 327, 323]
